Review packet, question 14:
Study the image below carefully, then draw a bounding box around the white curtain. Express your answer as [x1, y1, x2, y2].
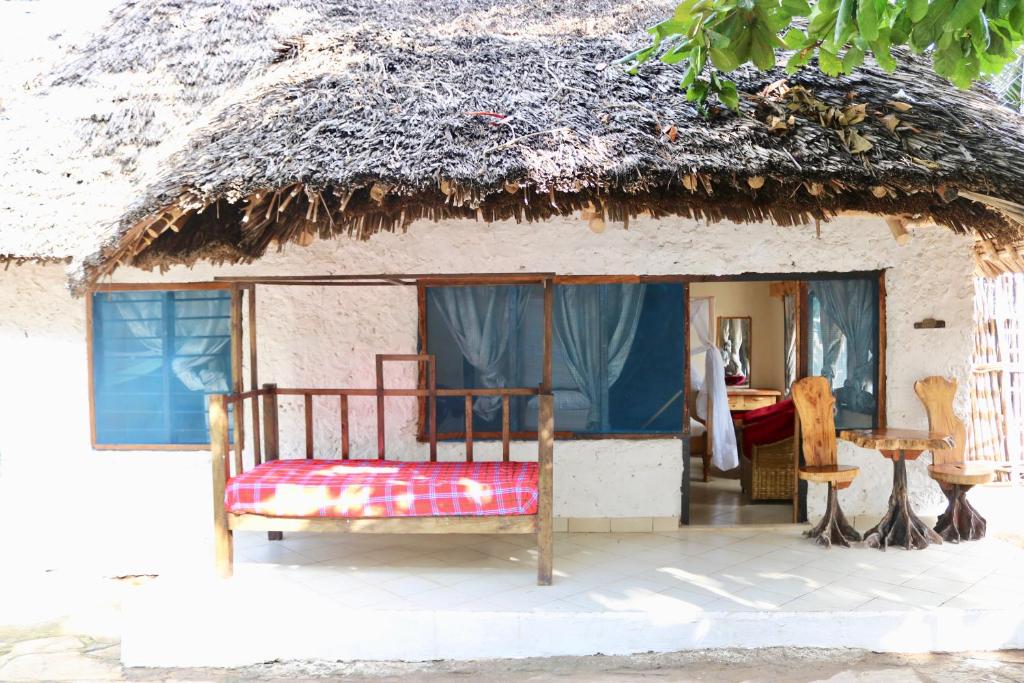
[430, 286, 530, 420]
[689, 298, 739, 471]
[783, 293, 797, 395]
[112, 291, 229, 393]
[554, 284, 645, 430]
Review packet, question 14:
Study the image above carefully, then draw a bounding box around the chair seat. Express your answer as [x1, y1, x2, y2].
[928, 463, 995, 486]
[798, 464, 859, 484]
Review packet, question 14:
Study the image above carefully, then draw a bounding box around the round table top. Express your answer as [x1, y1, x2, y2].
[838, 428, 954, 452]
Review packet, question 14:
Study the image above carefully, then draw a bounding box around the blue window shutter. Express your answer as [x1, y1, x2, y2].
[92, 289, 233, 446]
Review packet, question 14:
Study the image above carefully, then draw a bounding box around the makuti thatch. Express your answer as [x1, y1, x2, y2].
[2, 0, 1024, 291]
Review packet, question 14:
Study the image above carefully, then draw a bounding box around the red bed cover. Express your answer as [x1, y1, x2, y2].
[225, 459, 539, 518]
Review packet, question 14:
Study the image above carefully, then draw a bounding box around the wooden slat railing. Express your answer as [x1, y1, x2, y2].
[212, 354, 544, 476]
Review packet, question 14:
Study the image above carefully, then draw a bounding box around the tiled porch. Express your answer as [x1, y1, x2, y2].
[122, 524, 1024, 666]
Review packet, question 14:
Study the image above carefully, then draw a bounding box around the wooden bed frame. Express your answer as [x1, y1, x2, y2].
[210, 354, 556, 585]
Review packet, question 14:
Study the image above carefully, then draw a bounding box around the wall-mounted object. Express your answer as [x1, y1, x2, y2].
[914, 318, 946, 329]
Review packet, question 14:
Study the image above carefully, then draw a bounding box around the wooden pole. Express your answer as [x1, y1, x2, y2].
[537, 393, 554, 586]
[376, 355, 386, 459]
[465, 395, 474, 462]
[210, 394, 233, 578]
[261, 383, 282, 541]
[340, 394, 350, 460]
[542, 279, 553, 392]
[248, 285, 262, 465]
[262, 383, 279, 462]
[680, 282, 690, 526]
[230, 287, 244, 468]
[304, 393, 314, 459]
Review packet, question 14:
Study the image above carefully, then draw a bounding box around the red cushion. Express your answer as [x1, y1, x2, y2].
[741, 399, 795, 459]
[226, 459, 538, 519]
[741, 398, 794, 424]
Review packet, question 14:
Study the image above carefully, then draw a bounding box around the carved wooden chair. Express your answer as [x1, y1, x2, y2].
[914, 376, 994, 542]
[792, 376, 861, 547]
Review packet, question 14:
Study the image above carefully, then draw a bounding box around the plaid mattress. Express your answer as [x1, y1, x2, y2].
[225, 459, 539, 518]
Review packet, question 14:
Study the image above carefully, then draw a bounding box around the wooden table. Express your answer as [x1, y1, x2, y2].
[726, 388, 782, 412]
[839, 428, 954, 550]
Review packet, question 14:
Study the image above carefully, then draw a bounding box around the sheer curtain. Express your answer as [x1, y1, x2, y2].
[689, 298, 739, 471]
[430, 286, 530, 420]
[554, 284, 645, 430]
[112, 291, 229, 392]
[812, 280, 875, 412]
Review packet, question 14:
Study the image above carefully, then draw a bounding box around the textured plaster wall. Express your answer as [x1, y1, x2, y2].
[0, 215, 973, 572]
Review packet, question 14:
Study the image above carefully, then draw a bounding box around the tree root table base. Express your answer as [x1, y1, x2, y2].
[934, 484, 987, 543]
[864, 456, 942, 550]
[804, 483, 862, 548]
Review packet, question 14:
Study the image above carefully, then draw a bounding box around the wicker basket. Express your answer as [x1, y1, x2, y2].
[741, 436, 796, 502]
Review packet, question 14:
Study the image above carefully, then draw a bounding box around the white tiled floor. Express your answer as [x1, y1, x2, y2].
[122, 524, 1024, 665]
[227, 525, 1024, 614]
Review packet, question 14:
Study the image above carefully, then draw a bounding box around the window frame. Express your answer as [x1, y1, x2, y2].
[416, 274, 690, 442]
[87, 282, 242, 451]
[798, 271, 887, 430]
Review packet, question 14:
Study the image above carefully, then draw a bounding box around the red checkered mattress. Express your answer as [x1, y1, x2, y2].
[225, 459, 539, 518]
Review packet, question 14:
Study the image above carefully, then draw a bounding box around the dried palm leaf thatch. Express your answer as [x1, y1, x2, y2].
[2, 1, 1023, 290]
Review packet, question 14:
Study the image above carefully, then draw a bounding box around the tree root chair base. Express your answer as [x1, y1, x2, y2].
[799, 466, 861, 549]
[929, 464, 994, 543]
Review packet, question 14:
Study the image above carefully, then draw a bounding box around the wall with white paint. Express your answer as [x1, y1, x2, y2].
[0, 215, 974, 574]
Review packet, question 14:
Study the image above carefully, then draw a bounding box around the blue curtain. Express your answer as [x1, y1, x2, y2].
[553, 284, 646, 430]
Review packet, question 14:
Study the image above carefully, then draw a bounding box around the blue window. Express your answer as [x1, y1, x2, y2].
[424, 283, 684, 436]
[807, 277, 880, 429]
[91, 289, 233, 446]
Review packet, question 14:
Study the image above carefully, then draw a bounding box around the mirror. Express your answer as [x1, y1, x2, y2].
[717, 316, 752, 388]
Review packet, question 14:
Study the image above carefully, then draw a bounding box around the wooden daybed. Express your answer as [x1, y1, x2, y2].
[210, 354, 555, 585]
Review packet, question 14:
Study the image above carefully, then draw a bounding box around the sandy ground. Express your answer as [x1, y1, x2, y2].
[3, 625, 1024, 683]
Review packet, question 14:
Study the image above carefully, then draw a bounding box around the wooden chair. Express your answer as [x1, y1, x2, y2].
[914, 376, 994, 542]
[792, 377, 861, 547]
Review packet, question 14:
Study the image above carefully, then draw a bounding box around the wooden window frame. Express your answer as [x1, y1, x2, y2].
[416, 274, 690, 443]
[87, 282, 243, 451]
[416, 270, 887, 443]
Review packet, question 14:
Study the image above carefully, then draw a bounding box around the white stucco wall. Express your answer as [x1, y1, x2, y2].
[0, 215, 974, 573]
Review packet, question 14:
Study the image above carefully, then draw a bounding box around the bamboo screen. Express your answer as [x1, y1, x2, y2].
[968, 274, 1024, 482]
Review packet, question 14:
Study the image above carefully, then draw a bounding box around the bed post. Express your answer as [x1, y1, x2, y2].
[537, 392, 554, 586]
[210, 394, 233, 578]
[262, 383, 283, 541]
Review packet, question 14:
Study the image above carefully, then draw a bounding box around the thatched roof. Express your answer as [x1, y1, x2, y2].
[3, 0, 1024, 290]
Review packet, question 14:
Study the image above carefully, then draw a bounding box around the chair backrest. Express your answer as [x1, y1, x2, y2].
[914, 376, 966, 465]
[791, 376, 837, 468]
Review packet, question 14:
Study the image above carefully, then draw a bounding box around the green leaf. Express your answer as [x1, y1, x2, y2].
[786, 48, 814, 71]
[890, 8, 913, 42]
[807, 5, 839, 35]
[907, 0, 929, 22]
[950, 46, 980, 86]
[970, 11, 992, 50]
[818, 48, 843, 74]
[932, 42, 962, 76]
[750, 24, 778, 69]
[717, 80, 740, 110]
[842, 45, 866, 72]
[946, 0, 986, 30]
[686, 80, 710, 102]
[998, 0, 1019, 15]
[783, 28, 806, 48]
[911, 0, 955, 49]
[857, 0, 879, 40]
[781, 0, 812, 15]
[709, 46, 742, 71]
[833, 0, 856, 46]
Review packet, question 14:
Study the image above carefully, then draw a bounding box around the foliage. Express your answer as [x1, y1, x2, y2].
[622, 0, 1024, 111]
